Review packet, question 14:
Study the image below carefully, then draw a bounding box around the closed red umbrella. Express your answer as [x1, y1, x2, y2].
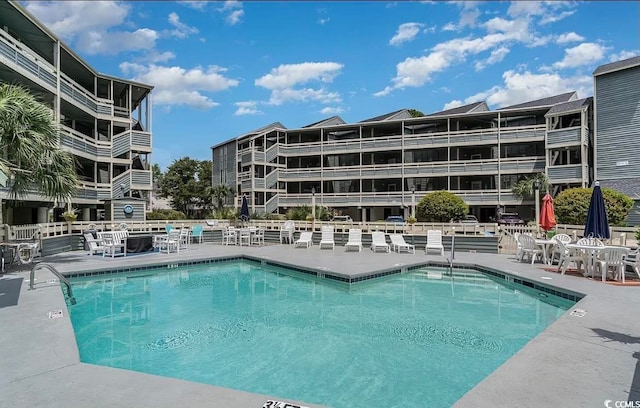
[540, 193, 557, 231]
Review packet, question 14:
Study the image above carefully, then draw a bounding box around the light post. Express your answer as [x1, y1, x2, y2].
[411, 186, 416, 219]
[311, 186, 316, 227]
[534, 179, 540, 235]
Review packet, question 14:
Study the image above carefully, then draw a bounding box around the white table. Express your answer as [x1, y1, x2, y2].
[566, 244, 630, 279]
[534, 239, 557, 264]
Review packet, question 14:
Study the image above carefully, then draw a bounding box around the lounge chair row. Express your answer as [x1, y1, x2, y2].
[293, 227, 445, 255]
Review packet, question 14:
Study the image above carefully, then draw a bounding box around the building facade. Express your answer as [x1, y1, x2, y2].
[0, 0, 153, 224]
[593, 56, 640, 225]
[213, 92, 593, 223]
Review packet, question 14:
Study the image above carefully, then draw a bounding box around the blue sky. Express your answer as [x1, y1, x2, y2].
[23, 1, 639, 170]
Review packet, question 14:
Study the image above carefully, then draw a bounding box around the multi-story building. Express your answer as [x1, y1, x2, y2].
[0, 0, 153, 224]
[593, 55, 640, 225]
[213, 91, 593, 222]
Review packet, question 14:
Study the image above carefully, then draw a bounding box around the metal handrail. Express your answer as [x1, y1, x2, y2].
[29, 263, 75, 304]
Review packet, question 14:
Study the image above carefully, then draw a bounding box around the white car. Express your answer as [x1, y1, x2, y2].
[331, 215, 353, 222]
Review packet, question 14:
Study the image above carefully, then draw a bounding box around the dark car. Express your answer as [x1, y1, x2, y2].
[385, 215, 405, 223]
[497, 212, 525, 225]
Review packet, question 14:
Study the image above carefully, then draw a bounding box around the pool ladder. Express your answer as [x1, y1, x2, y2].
[446, 236, 456, 276]
[29, 262, 76, 305]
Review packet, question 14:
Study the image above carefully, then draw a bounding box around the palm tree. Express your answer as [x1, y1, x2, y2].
[211, 184, 233, 212]
[0, 84, 77, 219]
[511, 172, 550, 199]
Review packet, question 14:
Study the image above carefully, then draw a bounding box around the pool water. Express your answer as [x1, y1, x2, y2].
[68, 261, 574, 408]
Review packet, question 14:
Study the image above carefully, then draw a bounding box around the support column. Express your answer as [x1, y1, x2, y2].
[82, 208, 91, 221]
[361, 207, 366, 223]
[37, 207, 49, 223]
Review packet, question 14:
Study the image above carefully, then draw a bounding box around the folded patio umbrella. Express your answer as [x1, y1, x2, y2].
[584, 182, 610, 239]
[240, 195, 250, 222]
[540, 193, 557, 231]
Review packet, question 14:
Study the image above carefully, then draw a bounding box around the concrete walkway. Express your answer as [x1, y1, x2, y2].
[1, 242, 639, 408]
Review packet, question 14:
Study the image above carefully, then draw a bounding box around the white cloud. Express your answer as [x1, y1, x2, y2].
[442, 100, 463, 110]
[218, 1, 244, 25]
[234, 101, 263, 116]
[452, 69, 592, 108]
[119, 63, 239, 109]
[318, 17, 330, 25]
[539, 10, 575, 25]
[389, 23, 424, 46]
[443, 1, 481, 31]
[320, 107, 344, 115]
[24, 1, 159, 55]
[180, 1, 208, 11]
[555, 32, 584, 44]
[609, 50, 640, 62]
[167, 12, 198, 39]
[475, 46, 510, 71]
[255, 62, 343, 90]
[552, 42, 608, 70]
[507, 1, 545, 18]
[255, 62, 343, 106]
[442, 22, 457, 31]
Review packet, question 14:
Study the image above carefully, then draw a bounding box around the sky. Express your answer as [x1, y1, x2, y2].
[22, 1, 640, 170]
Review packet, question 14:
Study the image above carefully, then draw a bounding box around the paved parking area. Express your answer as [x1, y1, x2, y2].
[1, 242, 639, 408]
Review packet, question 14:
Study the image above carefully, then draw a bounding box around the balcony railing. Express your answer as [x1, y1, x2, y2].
[547, 164, 583, 180]
[499, 158, 545, 173]
[499, 125, 546, 142]
[112, 169, 152, 197]
[59, 125, 111, 158]
[112, 130, 152, 157]
[546, 127, 582, 146]
[0, 28, 56, 91]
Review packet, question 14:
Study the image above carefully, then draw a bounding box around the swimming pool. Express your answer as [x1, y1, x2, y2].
[67, 260, 574, 408]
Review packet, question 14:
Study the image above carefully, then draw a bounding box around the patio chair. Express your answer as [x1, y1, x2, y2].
[251, 228, 265, 246]
[280, 220, 295, 244]
[425, 230, 444, 256]
[513, 232, 523, 260]
[389, 234, 415, 254]
[84, 233, 105, 256]
[294, 232, 313, 248]
[577, 237, 604, 247]
[623, 248, 640, 281]
[517, 234, 544, 264]
[370, 231, 390, 253]
[319, 226, 335, 250]
[549, 234, 572, 264]
[101, 234, 126, 258]
[223, 227, 237, 246]
[157, 230, 180, 254]
[344, 229, 363, 252]
[165, 224, 174, 234]
[238, 229, 251, 246]
[179, 228, 190, 250]
[191, 225, 204, 244]
[594, 247, 628, 282]
[555, 240, 585, 275]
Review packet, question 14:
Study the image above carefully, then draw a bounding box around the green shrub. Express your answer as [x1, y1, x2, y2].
[416, 190, 468, 222]
[554, 187, 633, 226]
[146, 209, 186, 220]
[635, 227, 640, 242]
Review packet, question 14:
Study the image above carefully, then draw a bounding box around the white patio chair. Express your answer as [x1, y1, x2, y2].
[294, 232, 313, 248]
[179, 228, 190, 250]
[101, 234, 126, 258]
[319, 226, 335, 250]
[84, 233, 105, 256]
[238, 229, 251, 246]
[425, 230, 444, 256]
[280, 220, 295, 244]
[623, 249, 640, 281]
[389, 234, 415, 254]
[513, 232, 523, 260]
[550, 234, 572, 264]
[577, 237, 604, 247]
[555, 240, 585, 275]
[158, 230, 180, 254]
[594, 247, 628, 282]
[223, 227, 237, 246]
[517, 234, 543, 264]
[344, 229, 363, 252]
[251, 228, 265, 246]
[370, 231, 390, 253]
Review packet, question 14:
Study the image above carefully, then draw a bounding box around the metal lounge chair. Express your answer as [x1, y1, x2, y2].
[319, 226, 335, 250]
[344, 229, 362, 252]
[370, 231, 390, 253]
[389, 234, 415, 254]
[294, 232, 313, 248]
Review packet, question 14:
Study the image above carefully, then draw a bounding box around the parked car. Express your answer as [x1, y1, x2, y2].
[331, 215, 353, 222]
[451, 215, 479, 224]
[497, 212, 525, 225]
[385, 216, 405, 223]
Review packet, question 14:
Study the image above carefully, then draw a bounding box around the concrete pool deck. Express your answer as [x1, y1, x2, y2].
[1, 242, 639, 408]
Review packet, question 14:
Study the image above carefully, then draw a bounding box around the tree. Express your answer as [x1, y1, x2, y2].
[151, 163, 163, 189]
[416, 190, 468, 222]
[554, 187, 634, 226]
[0, 84, 77, 206]
[212, 184, 233, 212]
[159, 157, 213, 218]
[408, 109, 424, 117]
[511, 172, 550, 199]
